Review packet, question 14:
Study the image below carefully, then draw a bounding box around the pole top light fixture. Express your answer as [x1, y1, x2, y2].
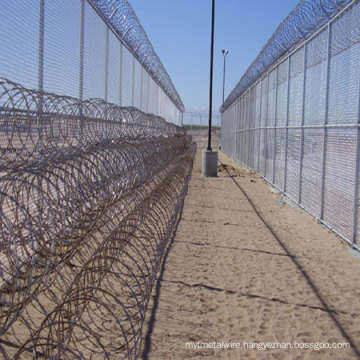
[222, 49, 229, 56]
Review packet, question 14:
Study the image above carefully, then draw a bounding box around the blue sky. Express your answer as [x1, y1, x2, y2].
[128, 0, 300, 112]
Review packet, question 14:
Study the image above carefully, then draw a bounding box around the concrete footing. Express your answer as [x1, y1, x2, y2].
[202, 150, 218, 177]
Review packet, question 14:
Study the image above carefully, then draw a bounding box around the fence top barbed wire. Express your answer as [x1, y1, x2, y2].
[220, 0, 352, 113]
[90, 0, 185, 113]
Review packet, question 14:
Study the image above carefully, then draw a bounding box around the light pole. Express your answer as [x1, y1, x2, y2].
[222, 49, 229, 104]
[207, 0, 215, 152]
[202, 0, 218, 177]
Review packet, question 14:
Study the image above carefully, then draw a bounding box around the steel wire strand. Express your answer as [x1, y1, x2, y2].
[0, 137, 189, 331]
[3, 143, 196, 359]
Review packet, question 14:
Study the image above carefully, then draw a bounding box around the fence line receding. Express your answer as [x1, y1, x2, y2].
[0, 0, 184, 125]
[221, 0, 360, 250]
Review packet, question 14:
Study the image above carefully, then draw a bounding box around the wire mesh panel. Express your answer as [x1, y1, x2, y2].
[286, 47, 304, 200]
[276, 60, 289, 127]
[265, 69, 277, 180]
[303, 29, 328, 126]
[238, 96, 245, 162]
[43, 0, 81, 97]
[248, 87, 256, 168]
[140, 68, 148, 113]
[302, 128, 324, 217]
[220, 0, 360, 248]
[300, 28, 328, 217]
[274, 128, 287, 191]
[324, 129, 357, 240]
[121, 45, 133, 107]
[108, 30, 121, 105]
[149, 76, 158, 115]
[288, 47, 304, 128]
[327, 3, 360, 126]
[258, 76, 268, 176]
[274, 59, 289, 190]
[133, 58, 142, 109]
[253, 82, 262, 171]
[324, 2, 360, 240]
[83, 1, 106, 100]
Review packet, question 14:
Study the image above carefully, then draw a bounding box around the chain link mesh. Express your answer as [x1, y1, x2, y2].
[221, 0, 360, 248]
[221, 0, 353, 113]
[0, 0, 183, 125]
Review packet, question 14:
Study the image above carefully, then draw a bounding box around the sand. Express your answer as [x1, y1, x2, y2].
[142, 149, 360, 360]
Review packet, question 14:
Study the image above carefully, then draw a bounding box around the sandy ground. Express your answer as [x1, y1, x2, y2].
[142, 149, 360, 360]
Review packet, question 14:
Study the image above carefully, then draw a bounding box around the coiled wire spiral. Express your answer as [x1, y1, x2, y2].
[0, 78, 196, 359]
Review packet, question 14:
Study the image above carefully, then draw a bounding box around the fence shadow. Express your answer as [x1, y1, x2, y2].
[220, 159, 360, 357]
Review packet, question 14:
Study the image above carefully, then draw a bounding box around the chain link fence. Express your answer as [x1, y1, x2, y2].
[0, 0, 184, 125]
[221, 0, 360, 250]
[182, 111, 221, 148]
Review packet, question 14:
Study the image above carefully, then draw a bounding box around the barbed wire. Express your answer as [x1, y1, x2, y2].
[89, 0, 185, 112]
[0, 78, 195, 359]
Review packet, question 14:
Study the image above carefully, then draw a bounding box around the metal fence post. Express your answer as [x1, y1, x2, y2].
[272, 66, 279, 184]
[264, 74, 269, 177]
[37, 0, 45, 147]
[79, 0, 85, 134]
[351, 39, 360, 246]
[105, 27, 109, 104]
[79, 0, 84, 102]
[131, 56, 135, 106]
[299, 44, 307, 204]
[252, 88, 256, 168]
[245, 89, 251, 166]
[140, 66, 143, 111]
[38, 0, 44, 94]
[245, 91, 249, 165]
[119, 43, 123, 106]
[320, 23, 331, 220]
[352, 116, 360, 247]
[239, 96, 242, 161]
[147, 71, 150, 113]
[284, 56, 291, 193]
[246, 94, 248, 163]
[257, 79, 263, 172]
[239, 97, 241, 161]
[237, 101, 239, 159]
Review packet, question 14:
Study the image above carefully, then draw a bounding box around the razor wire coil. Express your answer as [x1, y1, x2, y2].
[88, 0, 184, 112]
[0, 78, 195, 359]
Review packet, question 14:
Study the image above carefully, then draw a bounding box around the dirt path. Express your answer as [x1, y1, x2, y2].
[142, 150, 360, 360]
